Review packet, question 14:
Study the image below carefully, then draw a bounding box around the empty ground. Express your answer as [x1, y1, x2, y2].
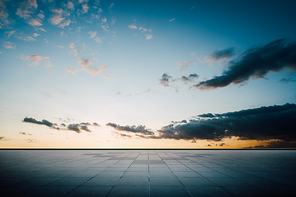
[0, 150, 295, 196]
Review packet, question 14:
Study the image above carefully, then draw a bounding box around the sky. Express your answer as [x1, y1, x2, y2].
[0, 0, 296, 149]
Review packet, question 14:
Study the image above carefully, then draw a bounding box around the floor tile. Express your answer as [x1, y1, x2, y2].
[150, 186, 191, 197]
[222, 186, 276, 197]
[65, 186, 112, 197]
[0, 150, 295, 197]
[150, 177, 183, 187]
[107, 186, 149, 197]
[186, 186, 233, 197]
[116, 177, 149, 186]
[179, 177, 217, 187]
[81, 177, 119, 187]
[207, 177, 250, 187]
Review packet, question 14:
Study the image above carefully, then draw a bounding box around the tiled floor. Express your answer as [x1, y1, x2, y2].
[0, 150, 295, 197]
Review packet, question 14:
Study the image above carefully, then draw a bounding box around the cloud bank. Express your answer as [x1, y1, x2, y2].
[155, 103, 296, 142]
[193, 39, 296, 90]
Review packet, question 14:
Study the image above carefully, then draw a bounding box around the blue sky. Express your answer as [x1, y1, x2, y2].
[0, 0, 296, 148]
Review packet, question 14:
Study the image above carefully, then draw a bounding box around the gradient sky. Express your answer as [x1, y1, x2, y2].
[0, 0, 296, 148]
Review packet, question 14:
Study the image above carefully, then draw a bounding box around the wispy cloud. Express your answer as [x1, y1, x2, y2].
[3, 41, 16, 49]
[37, 10, 44, 19]
[50, 8, 71, 28]
[78, 58, 101, 76]
[109, 3, 114, 9]
[69, 43, 84, 56]
[100, 64, 108, 70]
[193, 39, 296, 90]
[50, 13, 64, 25]
[33, 33, 40, 37]
[21, 54, 51, 67]
[58, 19, 71, 28]
[95, 37, 102, 43]
[36, 27, 46, 32]
[111, 18, 116, 25]
[100, 17, 109, 32]
[128, 25, 137, 30]
[129, 24, 153, 39]
[139, 26, 151, 32]
[67, 68, 78, 74]
[82, 4, 89, 14]
[88, 31, 97, 38]
[178, 60, 195, 71]
[15, 0, 43, 27]
[28, 18, 42, 26]
[67, 1, 74, 10]
[0, 0, 11, 28]
[145, 34, 152, 40]
[5, 30, 15, 38]
[16, 1, 36, 19]
[16, 35, 36, 41]
[169, 18, 175, 22]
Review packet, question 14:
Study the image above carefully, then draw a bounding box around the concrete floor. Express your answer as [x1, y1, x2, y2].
[0, 150, 295, 197]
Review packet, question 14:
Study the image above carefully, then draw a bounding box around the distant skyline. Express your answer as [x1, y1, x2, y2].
[0, 0, 295, 148]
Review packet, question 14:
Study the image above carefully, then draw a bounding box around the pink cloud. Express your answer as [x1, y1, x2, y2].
[29, 18, 42, 26]
[67, 68, 78, 74]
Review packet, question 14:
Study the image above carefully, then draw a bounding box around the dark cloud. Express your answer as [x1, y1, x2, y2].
[80, 122, 91, 126]
[159, 73, 172, 87]
[0, 137, 4, 140]
[253, 145, 265, 149]
[106, 123, 154, 135]
[265, 141, 296, 148]
[115, 132, 132, 138]
[219, 143, 226, 146]
[93, 122, 100, 126]
[23, 117, 59, 129]
[80, 125, 91, 132]
[278, 78, 296, 83]
[244, 141, 296, 149]
[67, 124, 81, 133]
[19, 132, 26, 135]
[159, 73, 199, 89]
[206, 47, 235, 62]
[67, 122, 93, 133]
[180, 73, 199, 82]
[155, 103, 296, 142]
[193, 39, 296, 90]
[23, 117, 97, 133]
[197, 113, 215, 118]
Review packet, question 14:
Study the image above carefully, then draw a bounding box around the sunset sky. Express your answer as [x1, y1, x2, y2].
[0, 0, 296, 148]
